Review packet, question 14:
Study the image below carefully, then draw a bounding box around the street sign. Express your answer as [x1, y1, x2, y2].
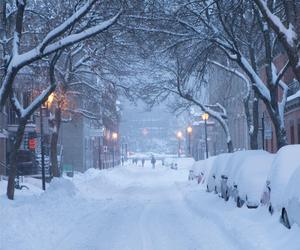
[265, 129, 272, 140]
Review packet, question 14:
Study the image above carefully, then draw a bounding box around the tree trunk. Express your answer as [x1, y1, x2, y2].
[227, 140, 234, 153]
[248, 46, 259, 150]
[50, 107, 61, 177]
[7, 118, 27, 200]
[250, 94, 259, 149]
[264, 104, 288, 150]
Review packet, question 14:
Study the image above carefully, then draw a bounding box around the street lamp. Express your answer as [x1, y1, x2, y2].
[201, 113, 209, 159]
[176, 131, 183, 157]
[40, 93, 54, 190]
[187, 126, 192, 157]
[112, 132, 118, 167]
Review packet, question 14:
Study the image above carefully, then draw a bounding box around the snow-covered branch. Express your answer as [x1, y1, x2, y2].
[38, 0, 97, 53]
[254, 0, 297, 48]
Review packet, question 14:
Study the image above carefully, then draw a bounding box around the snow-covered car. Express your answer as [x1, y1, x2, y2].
[190, 156, 215, 184]
[281, 166, 300, 229]
[267, 145, 300, 228]
[188, 170, 195, 180]
[219, 151, 248, 201]
[230, 150, 274, 208]
[206, 153, 232, 193]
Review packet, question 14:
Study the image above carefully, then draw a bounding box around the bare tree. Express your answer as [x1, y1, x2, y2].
[7, 53, 60, 200]
[139, 53, 234, 152]
[169, 0, 289, 149]
[2, 0, 122, 200]
[254, 0, 300, 83]
[0, 0, 122, 110]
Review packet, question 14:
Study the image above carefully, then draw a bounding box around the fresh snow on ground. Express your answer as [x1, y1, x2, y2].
[1, 157, 300, 250]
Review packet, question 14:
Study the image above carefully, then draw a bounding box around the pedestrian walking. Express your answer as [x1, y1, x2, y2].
[142, 158, 145, 167]
[151, 155, 156, 169]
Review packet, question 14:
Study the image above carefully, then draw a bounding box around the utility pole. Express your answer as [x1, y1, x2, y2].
[204, 118, 208, 159]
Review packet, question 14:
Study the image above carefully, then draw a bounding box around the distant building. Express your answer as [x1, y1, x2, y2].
[60, 79, 120, 172]
[120, 103, 180, 154]
[207, 65, 249, 154]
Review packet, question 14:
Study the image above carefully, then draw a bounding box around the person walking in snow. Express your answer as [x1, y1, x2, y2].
[142, 158, 145, 167]
[151, 156, 156, 169]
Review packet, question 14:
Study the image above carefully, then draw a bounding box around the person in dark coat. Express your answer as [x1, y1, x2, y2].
[151, 155, 156, 169]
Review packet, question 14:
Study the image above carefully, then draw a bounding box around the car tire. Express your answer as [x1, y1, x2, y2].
[237, 196, 244, 208]
[268, 204, 274, 215]
[281, 208, 291, 229]
[224, 190, 229, 201]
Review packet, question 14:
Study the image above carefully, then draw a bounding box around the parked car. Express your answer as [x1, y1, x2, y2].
[267, 145, 300, 228]
[230, 150, 274, 208]
[207, 153, 231, 193]
[16, 150, 39, 176]
[281, 166, 300, 229]
[190, 156, 215, 184]
[219, 151, 248, 201]
[188, 169, 195, 181]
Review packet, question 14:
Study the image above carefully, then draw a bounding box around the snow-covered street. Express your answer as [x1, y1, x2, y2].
[1, 159, 300, 250]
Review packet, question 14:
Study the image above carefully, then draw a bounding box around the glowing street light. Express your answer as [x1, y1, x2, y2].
[201, 113, 209, 121]
[187, 126, 193, 157]
[201, 113, 209, 159]
[177, 131, 183, 139]
[112, 132, 118, 167]
[112, 132, 118, 140]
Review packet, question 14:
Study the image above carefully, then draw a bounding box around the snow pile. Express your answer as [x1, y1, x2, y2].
[1, 160, 300, 249]
[44, 177, 78, 198]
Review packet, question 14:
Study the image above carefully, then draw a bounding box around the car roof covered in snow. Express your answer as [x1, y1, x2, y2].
[191, 156, 217, 183]
[234, 151, 274, 201]
[269, 145, 300, 207]
[222, 150, 253, 186]
[207, 153, 232, 188]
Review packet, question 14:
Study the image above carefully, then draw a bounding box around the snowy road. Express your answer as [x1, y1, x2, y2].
[1, 159, 300, 250]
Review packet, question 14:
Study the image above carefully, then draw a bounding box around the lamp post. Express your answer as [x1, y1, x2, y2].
[176, 131, 183, 157]
[40, 93, 54, 190]
[112, 132, 118, 167]
[40, 106, 46, 190]
[201, 113, 209, 159]
[187, 126, 192, 157]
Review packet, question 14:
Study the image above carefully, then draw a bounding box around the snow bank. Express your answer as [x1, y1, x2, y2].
[44, 177, 78, 198]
